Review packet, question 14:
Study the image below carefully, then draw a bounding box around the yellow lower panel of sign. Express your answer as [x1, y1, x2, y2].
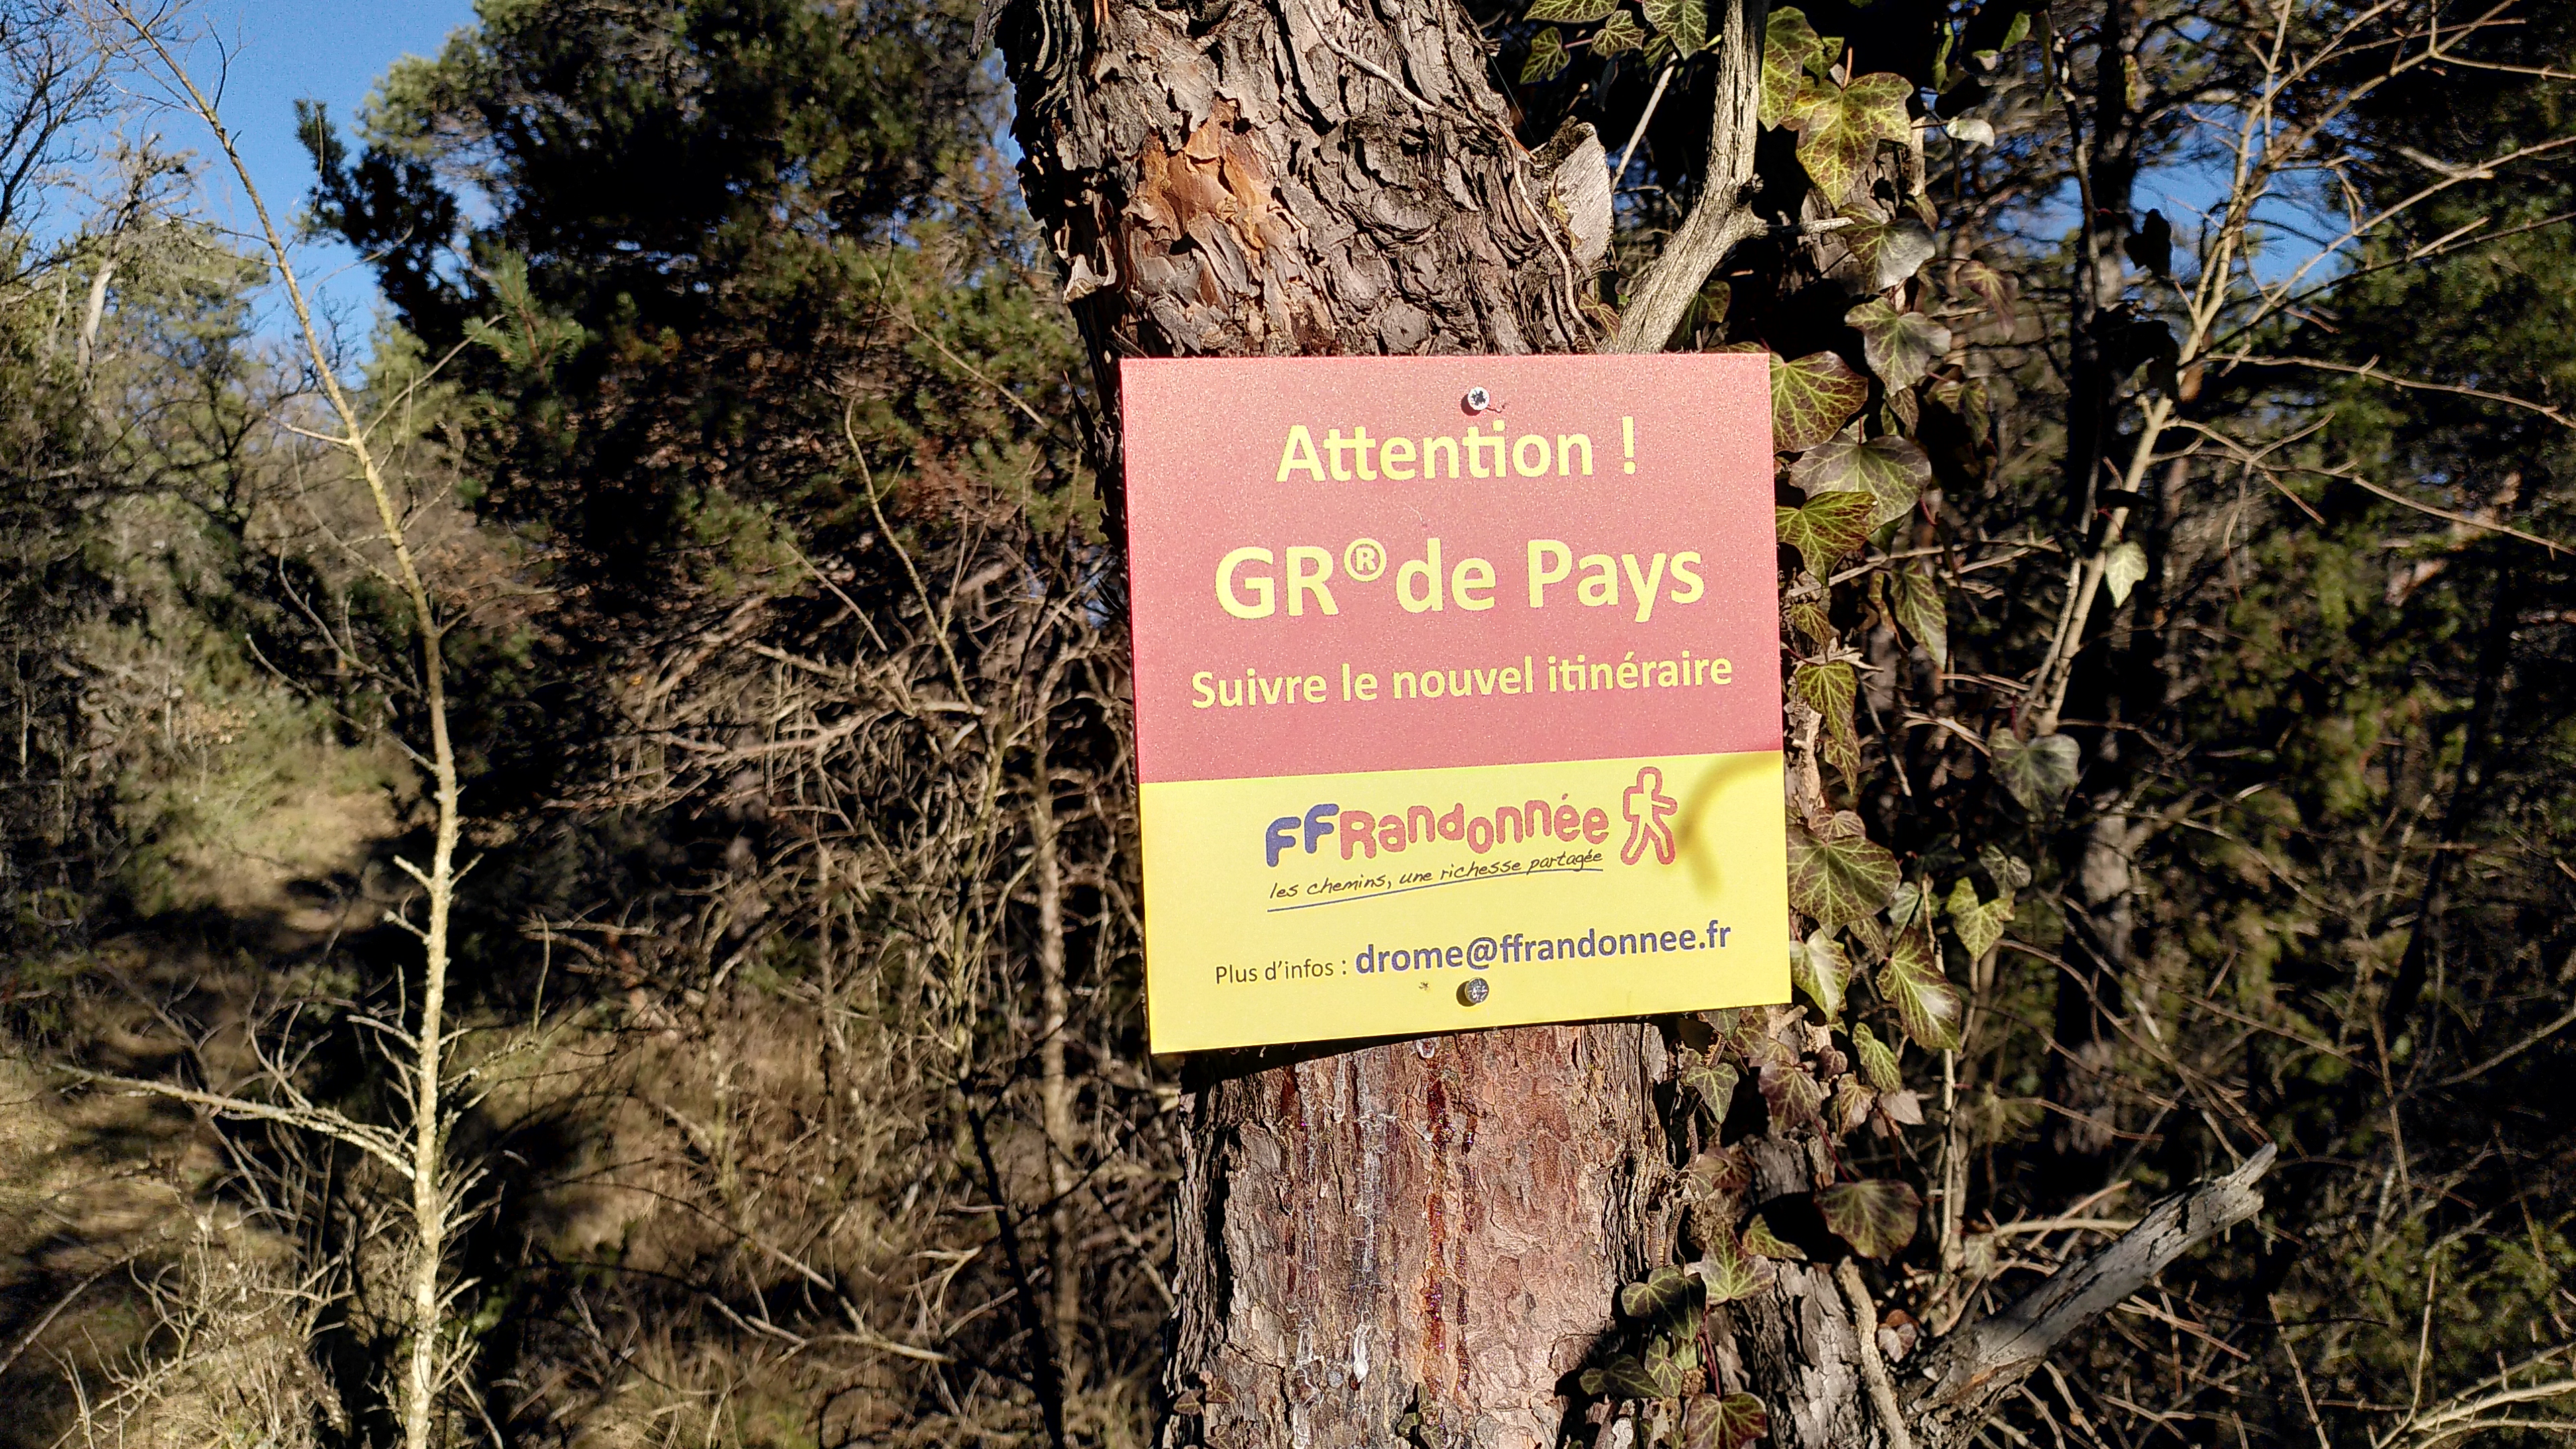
[1140, 750, 1790, 1052]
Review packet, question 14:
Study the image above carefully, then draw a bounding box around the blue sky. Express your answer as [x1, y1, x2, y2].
[182, 0, 480, 333]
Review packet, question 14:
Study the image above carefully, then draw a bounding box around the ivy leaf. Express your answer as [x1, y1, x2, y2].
[1790, 930, 1850, 1020]
[1791, 430, 1930, 529]
[1685, 1145, 1752, 1250]
[1880, 928, 1964, 1050]
[1722, 1008, 1798, 1070]
[1759, 1060, 1829, 1133]
[1760, 9, 1830, 125]
[2102, 539, 2149, 606]
[1929, 374, 1991, 442]
[1978, 844, 2033, 892]
[1945, 115, 1996, 148]
[1741, 1212, 1805, 1260]
[1682, 1054, 1741, 1120]
[1944, 876, 2004, 960]
[1686, 1144, 1755, 1201]
[1890, 566, 1946, 667]
[1878, 1087, 1925, 1126]
[1833, 1074, 1878, 1134]
[1786, 72, 1915, 203]
[1646, 1336, 1699, 1397]
[1771, 351, 1870, 452]
[1817, 1179, 1922, 1259]
[1776, 491, 1876, 582]
[1528, 0, 1620, 19]
[1580, 1353, 1664, 1399]
[1690, 1200, 1738, 1260]
[1699, 1227, 1778, 1303]
[1884, 378, 1920, 433]
[1521, 25, 1573, 82]
[1953, 258, 2019, 334]
[1689, 277, 1733, 338]
[1791, 660, 1859, 782]
[1620, 1263, 1701, 1324]
[1785, 600, 1835, 649]
[1990, 729, 2081, 813]
[1849, 1019, 1902, 1092]
[1847, 299, 1951, 390]
[1839, 215, 1939, 293]
[1885, 878, 1929, 932]
[1639, 0, 1709, 50]
[1593, 7, 1648, 54]
[1843, 912, 1888, 963]
[1787, 812, 1900, 928]
[1683, 1392, 1771, 1449]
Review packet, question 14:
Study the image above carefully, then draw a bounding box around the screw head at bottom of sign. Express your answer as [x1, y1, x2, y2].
[1457, 977, 1490, 1007]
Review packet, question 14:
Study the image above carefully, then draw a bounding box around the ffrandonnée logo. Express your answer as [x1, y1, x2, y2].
[1263, 765, 1680, 867]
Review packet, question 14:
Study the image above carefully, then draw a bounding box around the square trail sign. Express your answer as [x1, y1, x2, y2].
[1123, 355, 1788, 1053]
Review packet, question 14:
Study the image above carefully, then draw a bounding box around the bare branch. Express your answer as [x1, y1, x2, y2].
[1910, 1145, 2277, 1445]
[2319, 465, 2571, 555]
[0, 1255, 133, 1381]
[1614, 0, 1766, 353]
[2209, 352, 2576, 432]
[65, 1069, 413, 1176]
[1839, 1260, 1921, 1449]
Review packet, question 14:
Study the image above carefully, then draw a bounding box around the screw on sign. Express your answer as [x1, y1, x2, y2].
[1458, 977, 1490, 1007]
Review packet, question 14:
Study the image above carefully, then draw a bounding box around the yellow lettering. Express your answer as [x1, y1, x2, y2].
[1397, 538, 1446, 614]
[1218, 546, 1277, 618]
[1527, 539, 1573, 606]
[1286, 545, 1338, 616]
[1577, 553, 1619, 608]
[1668, 551, 1705, 604]
[1421, 435, 1460, 479]
[1512, 433, 1551, 477]
[1277, 426, 1324, 482]
[1621, 552, 1668, 623]
[1452, 557, 1496, 611]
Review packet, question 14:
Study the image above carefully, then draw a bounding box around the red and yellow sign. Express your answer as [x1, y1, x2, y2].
[1124, 356, 1788, 1052]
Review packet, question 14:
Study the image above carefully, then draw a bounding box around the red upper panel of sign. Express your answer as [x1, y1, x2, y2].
[1122, 355, 1781, 785]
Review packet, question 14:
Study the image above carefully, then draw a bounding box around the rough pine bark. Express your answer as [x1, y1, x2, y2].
[998, 0, 1596, 405]
[996, 3, 1674, 1442]
[1166, 1030, 1667, 1446]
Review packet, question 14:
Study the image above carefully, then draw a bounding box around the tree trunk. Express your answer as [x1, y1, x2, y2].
[998, 3, 1668, 1441]
[2043, 0, 2147, 1200]
[998, 0, 1596, 443]
[1167, 1029, 1666, 1446]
